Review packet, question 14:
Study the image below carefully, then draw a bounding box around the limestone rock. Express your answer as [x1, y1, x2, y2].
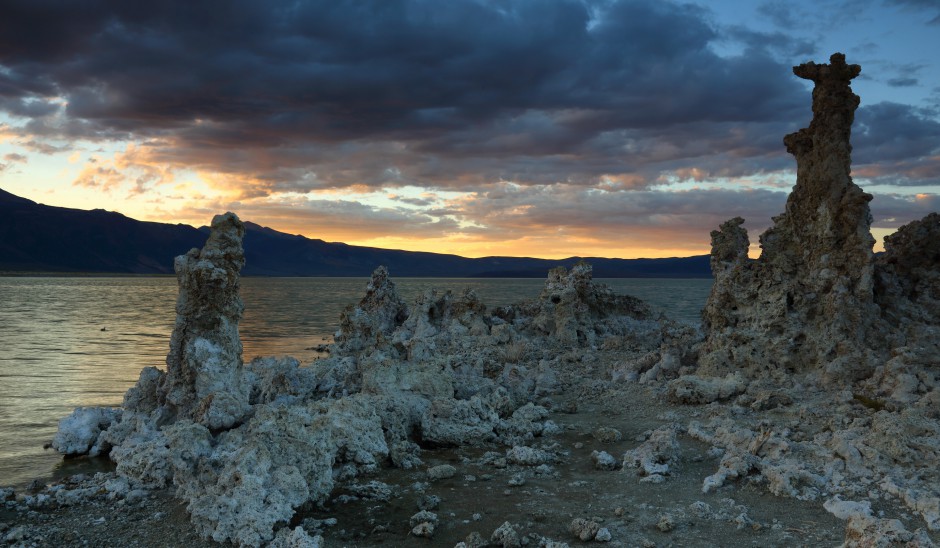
[427, 464, 457, 481]
[163, 212, 250, 429]
[506, 445, 553, 466]
[622, 425, 679, 480]
[568, 518, 600, 542]
[875, 212, 940, 327]
[700, 53, 881, 381]
[591, 450, 619, 471]
[269, 526, 323, 548]
[666, 374, 745, 405]
[491, 521, 522, 547]
[421, 396, 500, 446]
[842, 514, 933, 548]
[48, 217, 677, 546]
[496, 262, 653, 347]
[332, 266, 407, 358]
[51, 407, 120, 457]
[171, 404, 336, 547]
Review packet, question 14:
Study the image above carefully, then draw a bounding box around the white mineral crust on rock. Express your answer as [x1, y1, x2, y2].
[163, 212, 251, 429]
[51, 407, 120, 456]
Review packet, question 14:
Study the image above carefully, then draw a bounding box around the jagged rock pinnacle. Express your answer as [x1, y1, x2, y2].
[700, 53, 879, 381]
[162, 212, 251, 429]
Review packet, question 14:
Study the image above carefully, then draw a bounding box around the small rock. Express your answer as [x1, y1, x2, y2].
[593, 427, 623, 443]
[491, 521, 522, 548]
[534, 464, 555, 476]
[464, 530, 489, 548]
[656, 514, 675, 532]
[427, 464, 457, 481]
[569, 518, 600, 541]
[595, 527, 612, 542]
[591, 450, 619, 471]
[409, 510, 438, 528]
[411, 521, 435, 538]
[506, 445, 552, 466]
[417, 494, 441, 511]
[347, 480, 393, 501]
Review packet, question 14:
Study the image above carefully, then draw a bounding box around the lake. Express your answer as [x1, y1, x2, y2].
[0, 276, 711, 487]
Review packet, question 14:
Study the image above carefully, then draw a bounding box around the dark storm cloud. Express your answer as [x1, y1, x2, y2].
[853, 102, 940, 183]
[0, 0, 811, 189]
[0, 0, 936, 194]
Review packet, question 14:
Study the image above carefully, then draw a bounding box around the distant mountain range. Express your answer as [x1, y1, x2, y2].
[0, 188, 711, 278]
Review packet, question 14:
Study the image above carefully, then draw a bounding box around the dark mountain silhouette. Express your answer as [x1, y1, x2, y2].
[0, 188, 711, 277]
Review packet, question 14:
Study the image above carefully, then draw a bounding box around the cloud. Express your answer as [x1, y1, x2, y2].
[2, 152, 26, 163]
[0, 0, 935, 259]
[885, 0, 940, 24]
[852, 102, 940, 183]
[168, 195, 462, 243]
[871, 192, 940, 227]
[886, 77, 919, 87]
[72, 144, 175, 195]
[0, 0, 816, 198]
[18, 139, 70, 154]
[756, 1, 802, 28]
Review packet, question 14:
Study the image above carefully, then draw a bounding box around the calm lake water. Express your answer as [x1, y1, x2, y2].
[0, 276, 711, 488]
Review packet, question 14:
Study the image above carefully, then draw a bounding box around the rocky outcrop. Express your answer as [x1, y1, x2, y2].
[162, 212, 251, 429]
[674, 55, 940, 540]
[496, 262, 654, 348]
[332, 265, 407, 358]
[51, 218, 671, 546]
[50, 407, 121, 456]
[700, 53, 910, 382]
[875, 212, 940, 327]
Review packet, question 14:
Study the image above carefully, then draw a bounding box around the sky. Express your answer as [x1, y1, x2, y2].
[0, 0, 938, 259]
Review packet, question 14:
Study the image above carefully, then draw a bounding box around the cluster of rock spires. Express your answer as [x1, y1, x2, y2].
[46, 53, 940, 547]
[51, 212, 670, 546]
[701, 53, 939, 391]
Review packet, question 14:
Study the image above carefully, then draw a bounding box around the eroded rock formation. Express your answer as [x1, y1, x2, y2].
[162, 212, 251, 429]
[686, 56, 940, 537]
[700, 53, 940, 391]
[701, 53, 893, 381]
[53, 231, 674, 546]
